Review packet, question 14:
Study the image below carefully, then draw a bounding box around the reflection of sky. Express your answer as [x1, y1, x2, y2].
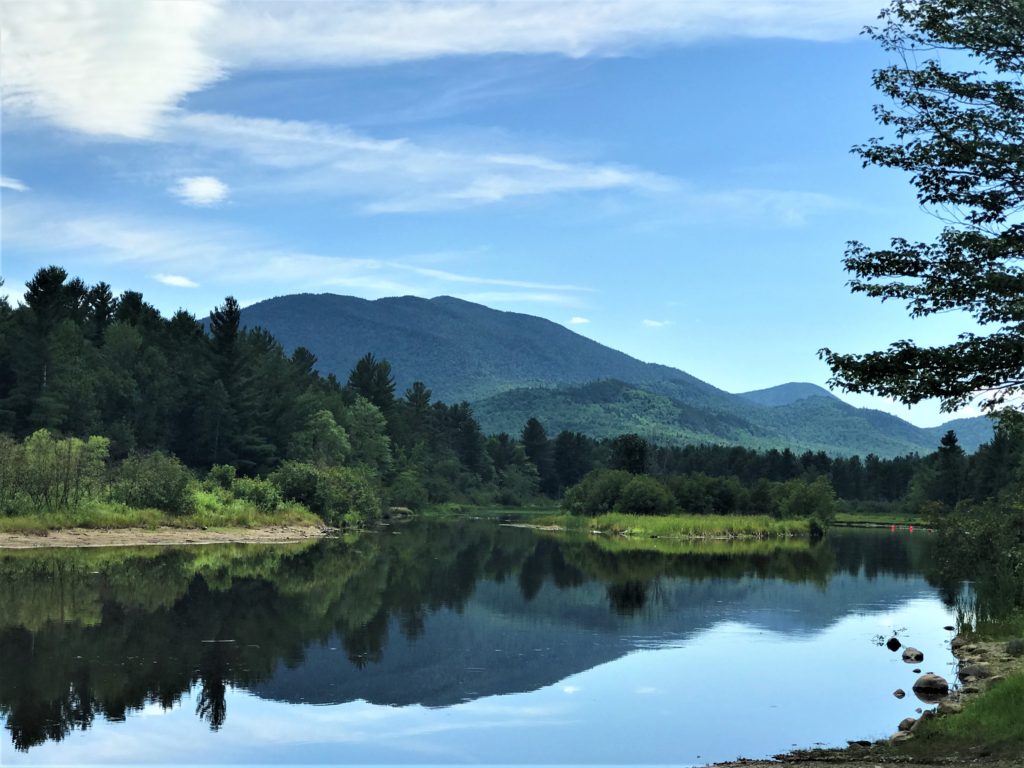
[6, 598, 956, 767]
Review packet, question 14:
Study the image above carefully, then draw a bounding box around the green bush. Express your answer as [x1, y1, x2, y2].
[617, 475, 676, 516]
[270, 461, 320, 508]
[205, 464, 236, 490]
[314, 466, 382, 526]
[270, 460, 381, 525]
[388, 470, 429, 511]
[111, 452, 194, 515]
[231, 476, 282, 513]
[563, 469, 634, 516]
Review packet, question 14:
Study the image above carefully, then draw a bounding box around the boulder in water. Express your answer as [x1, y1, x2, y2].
[902, 647, 924, 663]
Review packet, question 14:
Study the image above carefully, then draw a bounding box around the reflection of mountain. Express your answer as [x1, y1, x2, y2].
[0, 524, 943, 751]
[253, 569, 939, 708]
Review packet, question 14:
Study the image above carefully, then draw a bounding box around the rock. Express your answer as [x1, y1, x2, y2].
[893, 688, 906, 699]
[943, 625, 955, 631]
[898, 717, 916, 732]
[902, 647, 924, 663]
[886, 637, 902, 652]
[951, 635, 968, 650]
[913, 668, 922, 673]
[938, 700, 962, 715]
[1007, 638, 1024, 657]
[913, 673, 949, 703]
[958, 663, 992, 681]
[889, 731, 914, 744]
[846, 740, 872, 748]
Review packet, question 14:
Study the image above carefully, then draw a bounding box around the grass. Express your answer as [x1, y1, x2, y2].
[420, 503, 559, 519]
[833, 510, 932, 527]
[532, 511, 810, 539]
[0, 493, 321, 535]
[899, 672, 1024, 760]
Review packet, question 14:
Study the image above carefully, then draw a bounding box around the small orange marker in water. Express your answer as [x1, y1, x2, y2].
[908, 525, 914, 533]
[891, 525, 896, 532]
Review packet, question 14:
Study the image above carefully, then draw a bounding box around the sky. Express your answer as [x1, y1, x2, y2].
[0, 1, 982, 428]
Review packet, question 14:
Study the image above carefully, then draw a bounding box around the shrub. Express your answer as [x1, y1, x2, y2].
[314, 466, 382, 526]
[270, 461, 382, 525]
[231, 476, 282, 513]
[388, 470, 429, 511]
[617, 475, 676, 516]
[111, 452, 194, 515]
[270, 461, 320, 508]
[205, 464, 236, 490]
[563, 469, 633, 516]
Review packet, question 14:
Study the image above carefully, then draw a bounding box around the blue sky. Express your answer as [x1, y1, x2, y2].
[1, 1, 978, 427]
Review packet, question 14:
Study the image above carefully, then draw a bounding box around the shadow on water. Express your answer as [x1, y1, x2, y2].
[0, 522, 947, 752]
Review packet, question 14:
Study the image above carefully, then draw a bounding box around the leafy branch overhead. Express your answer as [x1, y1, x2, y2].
[821, 0, 1024, 412]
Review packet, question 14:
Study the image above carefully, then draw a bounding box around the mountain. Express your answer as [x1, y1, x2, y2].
[738, 382, 840, 407]
[239, 293, 728, 406]
[239, 293, 993, 456]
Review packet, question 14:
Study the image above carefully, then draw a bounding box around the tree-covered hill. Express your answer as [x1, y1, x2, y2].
[239, 292, 992, 456]
[238, 293, 730, 406]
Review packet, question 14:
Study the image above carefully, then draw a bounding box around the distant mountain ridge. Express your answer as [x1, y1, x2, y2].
[238, 293, 993, 456]
[738, 382, 840, 407]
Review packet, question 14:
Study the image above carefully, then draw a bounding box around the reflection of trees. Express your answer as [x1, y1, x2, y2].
[0, 522, 836, 751]
[606, 581, 648, 616]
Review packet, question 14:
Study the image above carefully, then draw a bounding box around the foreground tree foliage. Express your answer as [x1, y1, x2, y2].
[821, 0, 1024, 412]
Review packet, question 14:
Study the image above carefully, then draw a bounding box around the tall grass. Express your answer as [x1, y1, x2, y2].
[905, 672, 1024, 759]
[0, 493, 320, 534]
[534, 512, 809, 539]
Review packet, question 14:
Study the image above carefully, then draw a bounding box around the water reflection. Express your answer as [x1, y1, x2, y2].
[0, 523, 951, 756]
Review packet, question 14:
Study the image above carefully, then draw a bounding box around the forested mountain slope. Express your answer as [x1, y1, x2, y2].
[240, 293, 992, 456]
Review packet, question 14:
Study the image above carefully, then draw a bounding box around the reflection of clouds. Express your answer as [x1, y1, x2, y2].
[562, 685, 580, 694]
[229, 697, 574, 747]
[635, 686, 658, 695]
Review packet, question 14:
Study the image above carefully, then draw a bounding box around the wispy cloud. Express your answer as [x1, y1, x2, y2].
[165, 112, 669, 212]
[1, 1, 879, 139]
[170, 175, 229, 206]
[3, 200, 590, 307]
[699, 187, 848, 227]
[569, 316, 591, 325]
[0, 176, 29, 192]
[219, 1, 879, 68]
[643, 319, 672, 328]
[154, 273, 200, 288]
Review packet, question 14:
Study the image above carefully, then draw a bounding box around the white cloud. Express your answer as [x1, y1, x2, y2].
[643, 319, 672, 328]
[569, 316, 591, 325]
[218, 1, 879, 69]
[171, 176, 229, 206]
[0, 176, 28, 191]
[154, 274, 200, 288]
[166, 112, 668, 211]
[1, 1, 222, 138]
[1, 1, 879, 139]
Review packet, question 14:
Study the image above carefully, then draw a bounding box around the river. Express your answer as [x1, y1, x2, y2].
[0, 523, 960, 765]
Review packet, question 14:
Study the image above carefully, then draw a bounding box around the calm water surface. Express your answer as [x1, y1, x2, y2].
[0, 523, 960, 766]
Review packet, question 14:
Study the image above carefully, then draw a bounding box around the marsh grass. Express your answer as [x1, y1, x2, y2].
[534, 512, 809, 539]
[0, 493, 320, 534]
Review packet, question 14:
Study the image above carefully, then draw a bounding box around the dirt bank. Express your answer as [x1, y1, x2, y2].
[0, 524, 331, 549]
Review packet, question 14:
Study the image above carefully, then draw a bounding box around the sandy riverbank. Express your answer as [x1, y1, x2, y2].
[0, 524, 332, 549]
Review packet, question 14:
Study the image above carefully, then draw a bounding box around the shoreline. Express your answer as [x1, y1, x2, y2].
[0, 524, 332, 549]
[710, 632, 1023, 767]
